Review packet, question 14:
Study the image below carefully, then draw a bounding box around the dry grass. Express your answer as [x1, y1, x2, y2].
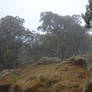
[1, 55, 92, 92]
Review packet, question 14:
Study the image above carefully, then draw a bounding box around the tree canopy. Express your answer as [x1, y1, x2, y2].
[0, 11, 92, 70]
[83, 0, 92, 28]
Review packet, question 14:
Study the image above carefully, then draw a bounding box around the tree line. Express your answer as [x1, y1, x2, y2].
[0, 0, 92, 69]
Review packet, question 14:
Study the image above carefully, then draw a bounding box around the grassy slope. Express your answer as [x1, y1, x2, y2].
[0, 55, 92, 92]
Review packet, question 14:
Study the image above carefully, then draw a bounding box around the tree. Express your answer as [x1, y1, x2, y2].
[82, 0, 92, 28]
[38, 12, 67, 58]
[72, 15, 82, 25]
[0, 15, 32, 68]
[38, 12, 86, 59]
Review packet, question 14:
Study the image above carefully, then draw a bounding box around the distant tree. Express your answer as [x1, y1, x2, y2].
[0, 16, 32, 68]
[38, 12, 87, 59]
[38, 12, 67, 58]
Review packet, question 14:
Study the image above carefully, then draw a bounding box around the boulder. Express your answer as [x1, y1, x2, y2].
[72, 58, 87, 67]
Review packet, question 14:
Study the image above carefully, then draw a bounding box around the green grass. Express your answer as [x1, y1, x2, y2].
[8, 75, 19, 84]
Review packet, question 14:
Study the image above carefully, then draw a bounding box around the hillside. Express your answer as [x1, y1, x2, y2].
[1, 55, 92, 92]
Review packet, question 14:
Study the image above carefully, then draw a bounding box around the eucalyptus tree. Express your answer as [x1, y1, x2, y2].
[38, 12, 87, 59]
[0, 16, 33, 68]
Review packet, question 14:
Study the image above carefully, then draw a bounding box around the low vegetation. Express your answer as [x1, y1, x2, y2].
[0, 55, 92, 92]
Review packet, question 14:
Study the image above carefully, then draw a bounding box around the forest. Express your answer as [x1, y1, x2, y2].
[0, 0, 92, 70]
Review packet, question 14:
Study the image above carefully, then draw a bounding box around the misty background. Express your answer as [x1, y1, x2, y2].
[0, 0, 88, 30]
[0, 0, 92, 70]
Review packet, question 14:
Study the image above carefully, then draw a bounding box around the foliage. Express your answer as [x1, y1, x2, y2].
[0, 11, 92, 69]
[0, 16, 33, 69]
[38, 12, 88, 59]
[82, 0, 92, 28]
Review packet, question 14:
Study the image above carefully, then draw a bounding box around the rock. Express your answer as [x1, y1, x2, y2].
[0, 69, 15, 80]
[72, 58, 87, 67]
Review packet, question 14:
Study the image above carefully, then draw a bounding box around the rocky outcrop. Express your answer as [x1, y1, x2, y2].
[36, 57, 61, 65]
[72, 58, 87, 67]
[0, 69, 15, 80]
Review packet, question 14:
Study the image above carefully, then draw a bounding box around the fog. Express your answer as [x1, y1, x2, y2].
[0, 0, 88, 30]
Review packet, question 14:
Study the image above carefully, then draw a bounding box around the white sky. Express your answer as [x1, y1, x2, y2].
[0, 0, 88, 30]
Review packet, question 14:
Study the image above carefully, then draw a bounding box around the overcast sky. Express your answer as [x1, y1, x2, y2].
[0, 0, 88, 30]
